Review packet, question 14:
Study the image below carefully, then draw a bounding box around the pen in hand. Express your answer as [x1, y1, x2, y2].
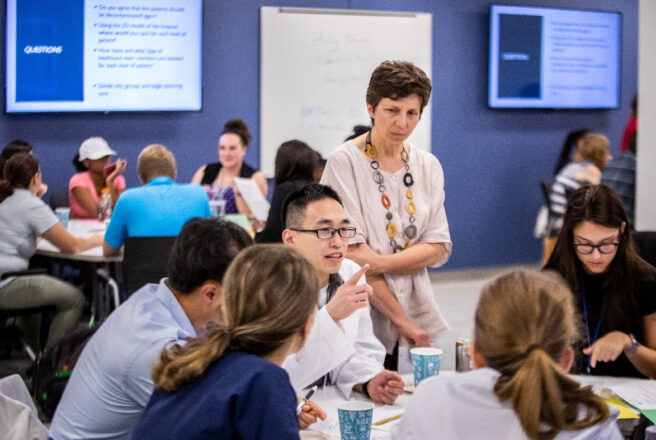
[296, 385, 319, 415]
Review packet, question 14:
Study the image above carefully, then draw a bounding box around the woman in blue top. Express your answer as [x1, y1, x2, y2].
[132, 244, 320, 440]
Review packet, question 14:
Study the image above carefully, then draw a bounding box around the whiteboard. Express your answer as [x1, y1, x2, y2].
[260, 7, 432, 177]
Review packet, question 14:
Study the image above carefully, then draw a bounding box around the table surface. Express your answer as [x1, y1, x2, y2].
[304, 373, 654, 440]
[35, 220, 122, 262]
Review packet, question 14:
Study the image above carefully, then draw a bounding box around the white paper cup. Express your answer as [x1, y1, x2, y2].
[337, 401, 374, 440]
[411, 347, 442, 386]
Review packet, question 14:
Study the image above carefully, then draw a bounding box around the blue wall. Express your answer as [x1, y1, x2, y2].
[0, 0, 638, 270]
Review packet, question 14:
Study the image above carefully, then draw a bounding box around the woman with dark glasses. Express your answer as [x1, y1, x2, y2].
[544, 184, 656, 378]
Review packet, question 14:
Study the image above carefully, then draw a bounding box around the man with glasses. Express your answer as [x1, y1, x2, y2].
[282, 184, 404, 404]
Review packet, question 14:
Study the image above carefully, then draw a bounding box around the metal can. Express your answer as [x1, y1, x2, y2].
[455, 339, 473, 372]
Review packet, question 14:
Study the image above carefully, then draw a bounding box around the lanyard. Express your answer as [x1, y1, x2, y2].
[580, 276, 603, 375]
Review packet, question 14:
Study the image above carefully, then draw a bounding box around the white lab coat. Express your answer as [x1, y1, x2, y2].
[392, 368, 623, 440]
[284, 259, 385, 398]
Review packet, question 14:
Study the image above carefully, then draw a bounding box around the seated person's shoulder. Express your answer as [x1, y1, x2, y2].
[576, 165, 601, 184]
[69, 171, 89, 187]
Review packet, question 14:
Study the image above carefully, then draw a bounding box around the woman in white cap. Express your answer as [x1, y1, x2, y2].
[69, 137, 127, 219]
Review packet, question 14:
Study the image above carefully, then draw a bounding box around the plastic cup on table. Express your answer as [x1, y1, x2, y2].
[411, 347, 442, 387]
[337, 401, 374, 440]
[209, 199, 226, 217]
[55, 207, 70, 228]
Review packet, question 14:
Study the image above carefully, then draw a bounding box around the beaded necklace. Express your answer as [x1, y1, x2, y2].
[365, 131, 417, 253]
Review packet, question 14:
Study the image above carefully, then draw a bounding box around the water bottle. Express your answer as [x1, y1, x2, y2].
[646, 425, 656, 440]
[98, 187, 112, 222]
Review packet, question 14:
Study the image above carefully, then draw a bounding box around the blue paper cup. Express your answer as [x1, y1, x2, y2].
[55, 207, 70, 229]
[337, 401, 374, 440]
[411, 347, 442, 386]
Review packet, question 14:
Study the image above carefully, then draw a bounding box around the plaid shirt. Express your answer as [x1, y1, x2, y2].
[602, 152, 636, 224]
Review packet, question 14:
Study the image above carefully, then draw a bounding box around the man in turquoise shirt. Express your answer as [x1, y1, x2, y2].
[103, 144, 210, 256]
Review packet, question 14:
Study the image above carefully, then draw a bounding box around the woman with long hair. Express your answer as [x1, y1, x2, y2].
[191, 119, 268, 217]
[0, 154, 102, 347]
[545, 184, 656, 378]
[131, 244, 320, 439]
[394, 270, 621, 439]
[255, 140, 318, 243]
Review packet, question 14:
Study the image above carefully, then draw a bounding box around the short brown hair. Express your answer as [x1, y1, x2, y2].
[366, 61, 432, 116]
[137, 144, 176, 183]
[579, 133, 609, 170]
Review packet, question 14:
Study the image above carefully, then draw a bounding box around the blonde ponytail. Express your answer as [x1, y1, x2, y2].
[153, 324, 232, 391]
[476, 270, 609, 440]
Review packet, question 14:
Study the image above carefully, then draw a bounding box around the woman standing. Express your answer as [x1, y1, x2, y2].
[131, 245, 320, 439]
[69, 137, 126, 219]
[545, 184, 656, 378]
[321, 61, 451, 368]
[394, 270, 621, 439]
[191, 119, 268, 217]
[0, 154, 102, 347]
[255, 140, 317, 243]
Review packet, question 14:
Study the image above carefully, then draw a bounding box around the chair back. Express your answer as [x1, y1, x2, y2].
[123, 236, 177, 297]
[49, 192, 69, 210]
[539, 181, 558, 237]
[632, 231, 656, 268]
[539, 181, 553, 207]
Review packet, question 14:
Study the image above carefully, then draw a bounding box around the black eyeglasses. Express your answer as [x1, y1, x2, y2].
[290, 227, 356, 240]
[573, 242, 620, 255]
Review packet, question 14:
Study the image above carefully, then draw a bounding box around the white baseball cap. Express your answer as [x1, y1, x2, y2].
[79, 137, 116, 161]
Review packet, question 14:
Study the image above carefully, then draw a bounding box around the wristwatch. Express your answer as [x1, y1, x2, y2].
[624, 333, 639, 355]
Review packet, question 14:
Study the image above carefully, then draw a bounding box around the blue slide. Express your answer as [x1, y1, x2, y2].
[497, 14, 542, 99]
[16, 0, 84, 102]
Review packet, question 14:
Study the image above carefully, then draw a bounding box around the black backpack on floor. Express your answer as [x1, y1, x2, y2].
[31, 325, 99, 420]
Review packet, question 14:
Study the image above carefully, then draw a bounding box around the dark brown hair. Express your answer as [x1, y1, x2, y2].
[366, 61, 432, 117]
[273, 140, 317, 187]
[545, 185, 654, 341]
[153, 244, 318, 391]
[0, 153, 39, 203]
[476, 270, 609, 440]
[0, 140, 32, 179]
[221, 119, 252, 147]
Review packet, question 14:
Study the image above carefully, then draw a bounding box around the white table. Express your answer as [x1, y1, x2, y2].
[36, 220, 122, 320]
[304, 385, 408, 440]
[303, 373, 653, 439]
[36, 220, 121, 263]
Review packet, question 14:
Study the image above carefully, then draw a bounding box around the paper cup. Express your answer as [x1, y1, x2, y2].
[411, 347, 442, 386]
[337, 401, 374, 440]
[55, 207, 70, 228]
